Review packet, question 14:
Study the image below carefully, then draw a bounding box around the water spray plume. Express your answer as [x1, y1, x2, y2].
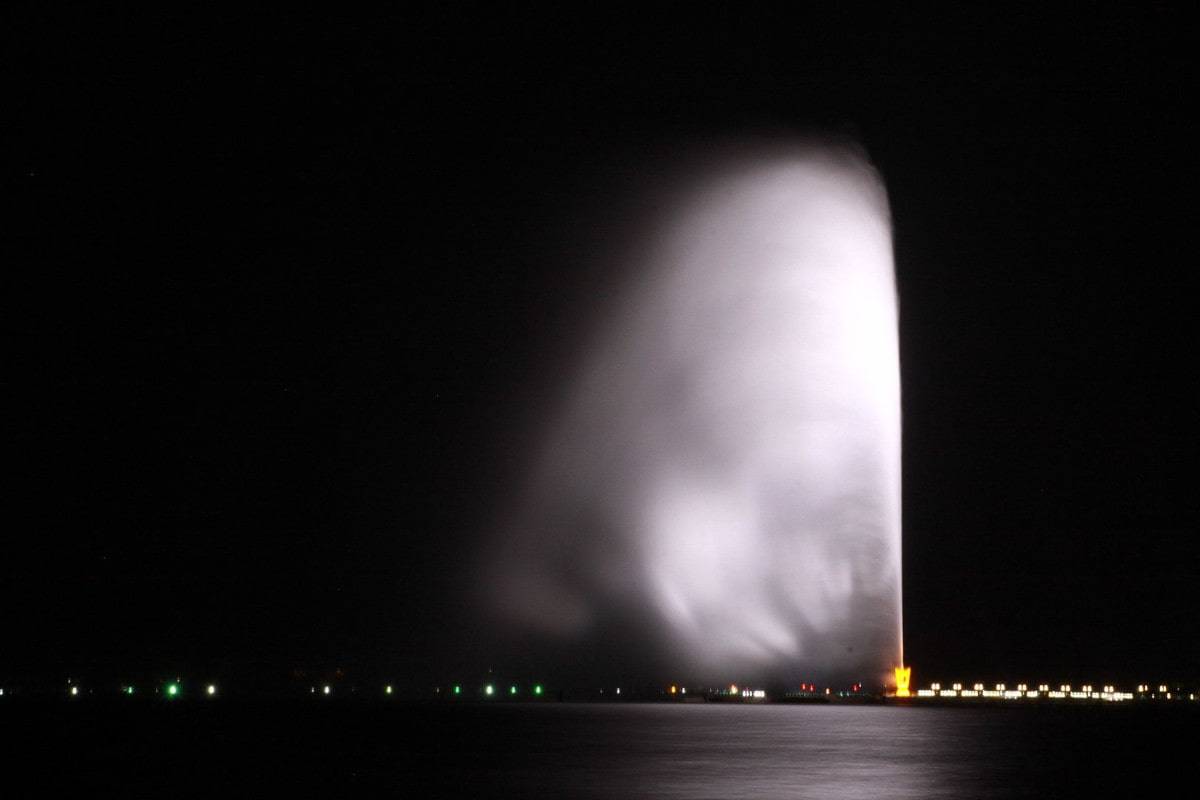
[489, 139, 902, 684]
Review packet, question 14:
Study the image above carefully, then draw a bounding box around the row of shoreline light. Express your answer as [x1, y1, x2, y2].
[0, 682, 541, 699]
[912, 682, 1196, 702]
[50, 681, 219, 698]
[4, 681, 1195, 702]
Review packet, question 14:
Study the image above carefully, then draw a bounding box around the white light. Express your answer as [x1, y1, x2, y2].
[323, 685, 331, 695]
[207, 684, 217, 696]
[616, 687, 620, 695]
[489, 144, 904, 681]
[386, 685, 393, 695]
[70, 686, 78, 696]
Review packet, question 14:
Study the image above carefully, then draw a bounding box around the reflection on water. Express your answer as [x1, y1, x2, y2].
[408, 704, 1189, 798]
[8, 700, 1190, 795]
[449, 705, 989, 799]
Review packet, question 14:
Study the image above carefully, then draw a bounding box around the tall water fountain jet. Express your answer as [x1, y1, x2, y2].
[488, 140, 902, 686]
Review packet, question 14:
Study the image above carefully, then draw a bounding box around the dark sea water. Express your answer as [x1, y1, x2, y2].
[4, 701, 1192, 797]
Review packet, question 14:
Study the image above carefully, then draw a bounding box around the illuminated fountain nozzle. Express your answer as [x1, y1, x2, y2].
[894, 666, 912, 698]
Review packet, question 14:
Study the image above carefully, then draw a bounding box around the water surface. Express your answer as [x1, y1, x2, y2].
[6, 701, 1188, 796]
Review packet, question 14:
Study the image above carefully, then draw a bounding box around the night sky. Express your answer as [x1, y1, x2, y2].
[9, 7, 1196, 690]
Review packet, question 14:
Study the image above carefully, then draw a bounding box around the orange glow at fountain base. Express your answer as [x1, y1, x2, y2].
[894, 666, 912, 697]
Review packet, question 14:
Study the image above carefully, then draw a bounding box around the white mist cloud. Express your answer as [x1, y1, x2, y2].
[488, 142, 902, 684]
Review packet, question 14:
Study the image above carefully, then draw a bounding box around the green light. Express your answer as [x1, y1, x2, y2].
[125, 686, 134, 695]
[453, 685, 461, 695]
[485, 684, 494, 696]
[534, 684, 543, 696]
[166, 683, 179, 697]
[385, 685, 393, 695]
[509, 685, 517, 695]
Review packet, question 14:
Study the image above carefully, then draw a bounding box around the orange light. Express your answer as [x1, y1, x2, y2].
[729, 684, 738, 694]
[669, 685, 677, 695]
[894, 666, 912, 698]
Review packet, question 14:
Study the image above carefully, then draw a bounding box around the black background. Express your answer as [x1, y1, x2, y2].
[8, 6, 1196, 691]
